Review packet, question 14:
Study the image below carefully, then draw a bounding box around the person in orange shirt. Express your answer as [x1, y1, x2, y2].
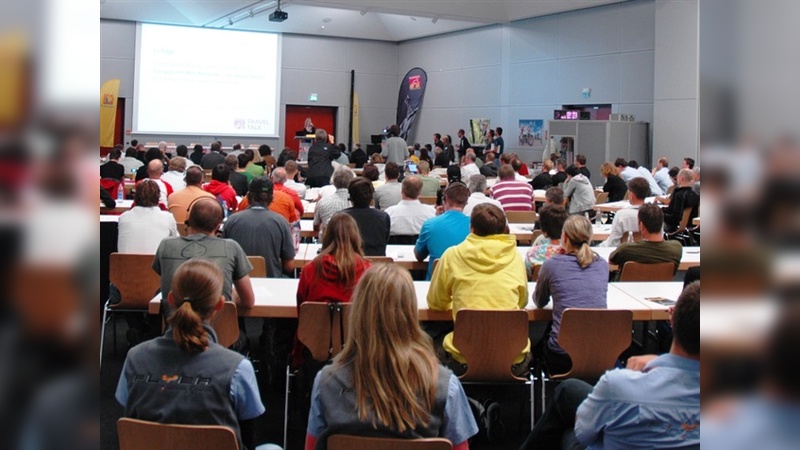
[271, 167, 304, 216]
[237, 183, 298, 223]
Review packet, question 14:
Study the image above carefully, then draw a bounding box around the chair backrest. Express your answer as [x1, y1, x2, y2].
[618, 261, 675, 282]
[297, 302, 352, 362]
[623, 190, 630, 201]
[505, 210, 537, 223]
[621, 231, 642, 243]
[327, 435, 452, 450]
[365, 256, 394, 264]
[453, 309, 529, 382]
[117, 418, 239, 450]
[419, 196, 437, 205]
[209, 302, 239, 348]
[246, 255, 267, 278]
[109, 253, 161, 309]
[594, 192, 609, 204]
[168, 203, 188, 224]
[555, 308, 632, 380]
[677, 207, 693, 232]
[12, 265, 80, 337]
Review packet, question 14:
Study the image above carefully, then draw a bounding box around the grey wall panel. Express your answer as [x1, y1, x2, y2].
[557, 5, 621, 58]
[283, 35, 347, 71]
[356, 107, 396, 145]
[281, 69, 349, 105]
[458, 26, 503, 68]
[100, 59, 135, 97]
[352, 73, 399, 110]
[508, 60, 558, 106]
[653, 99, 697, 165]
[398, 34, 458, 73]
[619, 51, 655, 103]
[608, 122, 632, 161]
[576, 121, 608, 185]
[654, 1, 698, 100]
[100, 20, 136, 59]
[508, 15, 560, 63]
[345, 39, 399, 75]
[460, 66, 502, 108]
[557, 54, 620, 105]
[621, 0, 655, 52]
[424, 70, 463, 108]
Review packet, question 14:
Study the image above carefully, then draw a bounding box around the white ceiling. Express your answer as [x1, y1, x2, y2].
[100, 0, 628, 42]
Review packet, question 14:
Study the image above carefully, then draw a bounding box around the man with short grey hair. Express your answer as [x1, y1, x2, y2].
[385, 175, 435, 238]
[417, 161, 441, 197]
[463, 174, 502, 216]
[313, 167, 354, 233]
[161, 156, 187, 193]
[272, 167, 304, 217]
[460, 152, 480, 181]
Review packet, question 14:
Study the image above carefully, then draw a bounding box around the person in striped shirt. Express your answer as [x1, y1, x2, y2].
[490, 165, 533, 211]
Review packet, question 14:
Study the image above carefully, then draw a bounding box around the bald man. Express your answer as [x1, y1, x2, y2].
[138, 159, 173, 208]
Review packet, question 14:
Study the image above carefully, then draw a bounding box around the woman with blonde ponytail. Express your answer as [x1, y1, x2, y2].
[534, 215, 609, 374]
[304, 264, 478, 450]
[116, 259, 266, 450]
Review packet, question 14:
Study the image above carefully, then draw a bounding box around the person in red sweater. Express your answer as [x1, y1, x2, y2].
[291, 213, 370, 368]
[203, 163, 238, 212]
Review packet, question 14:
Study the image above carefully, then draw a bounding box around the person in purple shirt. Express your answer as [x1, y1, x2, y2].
[534, 215, 609, 375]
[414, 182, 471, 280]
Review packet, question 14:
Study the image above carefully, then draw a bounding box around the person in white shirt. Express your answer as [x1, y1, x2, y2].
[629, 160, 663, 196]
[143, 159, 173, 208]
[373, 162, 403, 210]
[463, 174, 502, 217]
[652, 157, 674, 195]
[118, 179, 178, 254]
[283, 160, 307, 199]
[614, 158, 641, 183]
[160, 157, 187, 193]
[119, 147, 143, 174]
[598, 178, 650, 247]
[385, 176, 435, 237]
[460, 152, 480, 181]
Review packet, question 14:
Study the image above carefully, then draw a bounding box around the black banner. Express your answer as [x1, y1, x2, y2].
[396, 67, 427, 141]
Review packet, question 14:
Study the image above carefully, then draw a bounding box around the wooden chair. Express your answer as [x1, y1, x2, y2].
[505, 210, 537, 223]
[101, 253, 160, 368]
[621, 231, 642, 243]
[618, 261, 676, 282]
[550, 309, 632, 381]
[246, 255, 267, 278]
[117, 418, 239, 450]
[209, 302, 239, 349]
[284, 302, 352, 449]
[366, 256, 394, 264]
[12, 265, 80, 339]
[594, 192, 609, 204]
[452, 309, 534, 428]
[530, 264, 542, 282]
[328, 435, 452, 450]
[419, 196, 437, 205]
[666, 207, 697, 246]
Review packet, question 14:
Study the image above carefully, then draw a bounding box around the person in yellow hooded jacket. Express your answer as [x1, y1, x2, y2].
[427, 203, 531, 377]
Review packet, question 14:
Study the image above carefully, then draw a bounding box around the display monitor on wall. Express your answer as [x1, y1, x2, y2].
[133, 23, 281, 137]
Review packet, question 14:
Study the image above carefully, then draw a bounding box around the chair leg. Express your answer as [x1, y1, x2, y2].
[284, 365, 293, 450]
[112, 312, 118, 356]
[100, 303, 109, 369]
[529, 375, 535, 430]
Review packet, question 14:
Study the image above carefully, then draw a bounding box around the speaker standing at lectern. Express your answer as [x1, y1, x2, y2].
[295, 117, 315, 137]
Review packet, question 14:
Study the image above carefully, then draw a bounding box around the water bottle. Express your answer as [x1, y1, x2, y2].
[292, 220, 301, 252]
[117, 185, 124, 201]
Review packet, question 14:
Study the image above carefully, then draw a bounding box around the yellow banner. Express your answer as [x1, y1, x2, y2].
[352, 91, 359, 145]
[99, 79, 120, 147]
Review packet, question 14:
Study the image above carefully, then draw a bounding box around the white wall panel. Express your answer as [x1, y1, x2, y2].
[557, 6, 621, 58]
[508, 60, 558, 106]
[460, 66, 502, 107]
[509, 15, 560, 63]
[557, 54, 620, 104]
[345, 39, 399, 75]
[621, 0, 655, 52]
[619, 51, 655, 103]
[283, 35, 347, 71]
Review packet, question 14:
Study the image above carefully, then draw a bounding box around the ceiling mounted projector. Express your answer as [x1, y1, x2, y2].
[269, 10, 287, 22]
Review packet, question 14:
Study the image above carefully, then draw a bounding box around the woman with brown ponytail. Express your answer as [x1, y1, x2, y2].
[115, 259, 265, 450]
[534, 215, 609, 375]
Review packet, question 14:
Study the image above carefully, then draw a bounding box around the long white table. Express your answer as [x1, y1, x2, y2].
[610, 281, 684, 320]
[149, 278, 670, 321]
[592, 197, 659, 213]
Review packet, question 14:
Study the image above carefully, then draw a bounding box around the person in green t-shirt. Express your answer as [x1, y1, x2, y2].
[609, 204, 682, 281]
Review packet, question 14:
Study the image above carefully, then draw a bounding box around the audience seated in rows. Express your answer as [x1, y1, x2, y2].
[460, 152, 480, 181]
[652, 156, 674, 195]
[534, 215, 609, 375]
[520, 281, 700, 449]
[598, 177, 650, 247]
[226, 154, 249, 196]
[189, 144, 204, 165]
[272, 167, 305, 217]
[135, 147, 167, 182]
[243, 149, 265, 181]
[385, 175, 436, 238]
[283, 160, 307, 198]
[374, 162, 402, 210]
[203, 164, 238, 212]
[161, 156, 187, 193]
[167, 166, 214, 224]
[463, 174, 502, 217]
[609, 204, 683, 280]
[416, 160, 441, 197]
[551, 158, 568, 187]
[414, 182, 471, 280]
[629, 160, 663, 196]
[118, 179, 177, 254]
[491, 165, 533, 212]
[101, 146, 126, 181]
[343, 177, 390, 257]
[600, 162, 627, 202]
[305, 264, 478, 449]
[524, 204, 569, 277]
[313, 167, 354, 235]
[223, 177, 295, 278]
[614, 158, 640, 183]
[574, 154, 591, 179]
[139, 159, 173, 208]
[119, 146, 143, 174]
[659, 168, 700, 232]
[530, 159, 554, 190]
[479, 152, 498, 177]
[428, 203, 531, 376]
[564, 165, 595, 215]
[200, 141, 226, 170]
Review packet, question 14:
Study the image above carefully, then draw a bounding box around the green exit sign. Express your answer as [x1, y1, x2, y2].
[309, 93, 318, 102]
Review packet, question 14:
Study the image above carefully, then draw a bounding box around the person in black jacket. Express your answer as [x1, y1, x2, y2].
[434, 147, 450, 168]
[101, 147, 126, 181]
[531, 160, 554, 190]
[551, 158, 568, 186]
[660, 168, 699, 232]
[189, 144, 204, 165]
[601, 162, 627, 202]
[350, 143, 368, 168]
[306, 129, 341, 187]
[457, 129, 471, 161]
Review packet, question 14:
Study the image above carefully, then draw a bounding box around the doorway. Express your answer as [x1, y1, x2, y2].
[284, 105, 337, 151]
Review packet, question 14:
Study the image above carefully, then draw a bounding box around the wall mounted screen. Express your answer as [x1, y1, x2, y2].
[134, 23, 281, 137]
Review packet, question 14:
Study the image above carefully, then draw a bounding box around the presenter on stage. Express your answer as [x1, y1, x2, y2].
[296, 117, 316, 136]
[306, 129, 341, 188]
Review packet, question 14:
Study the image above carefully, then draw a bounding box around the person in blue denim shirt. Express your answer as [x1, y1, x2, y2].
[520, 281, 700, 450]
